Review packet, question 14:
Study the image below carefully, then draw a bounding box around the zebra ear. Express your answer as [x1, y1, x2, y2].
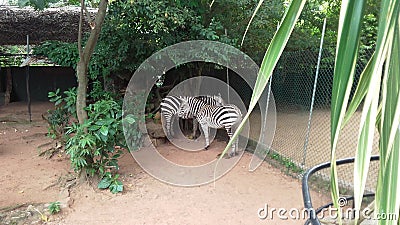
[216, 93, 224, 105]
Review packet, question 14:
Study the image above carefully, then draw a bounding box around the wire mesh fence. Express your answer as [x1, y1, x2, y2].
[269, 46, 378, 192]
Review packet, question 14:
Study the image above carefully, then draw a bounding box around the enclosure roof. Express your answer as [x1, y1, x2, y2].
[0, 6, 95, 45]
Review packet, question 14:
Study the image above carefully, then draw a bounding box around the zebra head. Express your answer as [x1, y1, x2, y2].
[177, 99, 191, 118]
[213, 93, 224, 106]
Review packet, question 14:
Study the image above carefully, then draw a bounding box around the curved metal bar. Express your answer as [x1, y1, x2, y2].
[302, 155, 379, 225]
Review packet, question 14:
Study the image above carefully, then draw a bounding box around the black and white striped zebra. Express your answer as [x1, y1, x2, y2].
[178, 98, 242, 157]
[160, 95, 224, 138]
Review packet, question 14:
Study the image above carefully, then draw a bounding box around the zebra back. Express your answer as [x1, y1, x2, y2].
[166, 95, 224, 119]
[197, 104, 242, 129]
[160, 96, 184, 117]
[160, 95, 225, 137]
[194, 103, 242, 157]
[161, 94, 223, 117]
[177, 97, 208, 119]
[195, 94, 224, 106]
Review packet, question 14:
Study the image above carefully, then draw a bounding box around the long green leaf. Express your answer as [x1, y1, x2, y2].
[240, 0, 264, 47]
[380, 7, 400, 170]
[353, 85, 379, 223]
[330, 1, 367, 222]
[377, 8, 400, 224]
[352, 0, 400, 221]
[343, 55, 373, 126]
[217, 0, 306, 160]
[362, 2, 400, 223]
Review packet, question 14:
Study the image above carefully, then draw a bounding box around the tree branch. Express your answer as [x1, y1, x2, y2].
[78, 0, 84, 57]
[83, 4, 95, 29]
[81, 0, 108, 63]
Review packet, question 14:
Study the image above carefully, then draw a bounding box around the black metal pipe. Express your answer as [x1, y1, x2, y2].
[302, 155, 379, 225]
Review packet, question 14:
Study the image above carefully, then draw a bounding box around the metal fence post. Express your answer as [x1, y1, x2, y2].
[302, 18, 327, 165]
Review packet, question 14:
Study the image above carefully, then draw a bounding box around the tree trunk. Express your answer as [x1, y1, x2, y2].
[76, 60, 88, 124]
[75, 0, 108, 179]
[75, 0, 108, 125]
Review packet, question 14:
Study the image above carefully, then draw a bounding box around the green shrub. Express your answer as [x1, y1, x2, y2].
[46, 88, 141, 194]
[66, 100, 125, 174]
[48, 201, 61, 214]
[46, 88, 77, 141]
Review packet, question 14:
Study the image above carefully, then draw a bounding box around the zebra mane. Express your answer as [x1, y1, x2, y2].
[195, 93, 224, 105]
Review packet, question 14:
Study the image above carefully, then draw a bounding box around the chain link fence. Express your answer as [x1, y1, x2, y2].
[269, 46, 379, 193]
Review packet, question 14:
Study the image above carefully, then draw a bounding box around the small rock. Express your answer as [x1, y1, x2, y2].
[27, 205, 35, 212]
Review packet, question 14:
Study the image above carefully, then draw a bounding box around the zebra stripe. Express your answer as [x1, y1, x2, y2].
[160, 96, 184, 138]
[178, 98, 242, 157]
[160, 95, 224, 138]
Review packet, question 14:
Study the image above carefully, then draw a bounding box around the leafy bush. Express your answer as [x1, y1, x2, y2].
[46, 87, 141, 193]
[66, 99, 125, 175]
[34, 41, 79, 68]
[47, 201, 61, 214]
[122, 91, 145, 152]
[46, 88, 77, 140]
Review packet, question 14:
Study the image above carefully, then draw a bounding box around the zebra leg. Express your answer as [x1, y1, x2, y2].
[234, 136, 239, 156]
[162, 113, 172, 139]
[192, 119, 198, 139]
[199, 122, 210, 150]
[169, 115, 175, 137]
[226, 128, 236, 157]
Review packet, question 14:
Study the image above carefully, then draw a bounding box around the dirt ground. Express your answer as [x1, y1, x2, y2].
[0, 102, 330, 225]
[271, 108, 380, 191]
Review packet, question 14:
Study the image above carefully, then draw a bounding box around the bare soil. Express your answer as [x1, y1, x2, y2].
[0, 102, 330, 225]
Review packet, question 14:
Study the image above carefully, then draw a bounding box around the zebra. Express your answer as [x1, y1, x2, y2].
[160, 94, 224, 139]
[178, 98, 242, 157]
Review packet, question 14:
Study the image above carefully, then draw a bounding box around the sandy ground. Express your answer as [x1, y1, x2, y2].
[0, 102, 331, 224]
[271, 108, 380, 191]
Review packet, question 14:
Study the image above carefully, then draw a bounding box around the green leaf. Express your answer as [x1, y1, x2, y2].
[48, 91, 56, 98]
[123, 114, 136, 124]
[329, 1, 368, 222]
[109, 180, 123, 194]
[100, 126, 109, 136]
[98, 177, 112, 189]
[343, 55, 374, 126]
[378, 130, 400, 225]
[48, 201, 61, 214]
[376, 9, 400, 224]
[88, 125, 101, 131]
